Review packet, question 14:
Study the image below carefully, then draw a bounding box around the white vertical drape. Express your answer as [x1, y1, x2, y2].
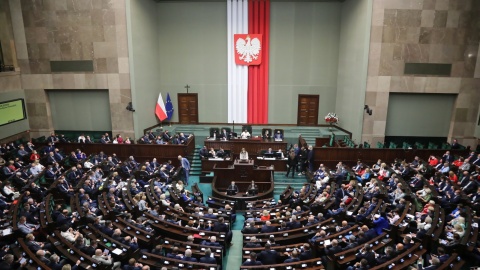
[227, 0, 249, 123]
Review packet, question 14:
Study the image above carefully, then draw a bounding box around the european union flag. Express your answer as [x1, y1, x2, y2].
[166, 93, 174, 120]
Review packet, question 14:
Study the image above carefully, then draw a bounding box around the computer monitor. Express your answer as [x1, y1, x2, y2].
[263, 153, 275, 158]
[275, 152, 283, 159]
[227, 189, 237, 195]
[248, 189, 258, 196]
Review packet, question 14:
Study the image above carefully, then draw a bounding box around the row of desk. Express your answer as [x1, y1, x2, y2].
[204, 137, 287, 155]
[202, 156, 288, 172]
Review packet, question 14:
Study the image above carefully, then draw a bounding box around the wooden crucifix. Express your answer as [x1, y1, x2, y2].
[185, 84, 190, 93]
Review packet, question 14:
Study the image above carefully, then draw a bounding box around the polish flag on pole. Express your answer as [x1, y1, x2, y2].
[155, 93, 168, 121]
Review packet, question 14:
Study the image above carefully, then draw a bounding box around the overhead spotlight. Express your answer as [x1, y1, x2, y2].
[126, 102, 135, 112]
[364, 105, 372, 116]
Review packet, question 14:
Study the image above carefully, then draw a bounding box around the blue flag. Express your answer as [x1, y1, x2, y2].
[166, 93, 174, 120]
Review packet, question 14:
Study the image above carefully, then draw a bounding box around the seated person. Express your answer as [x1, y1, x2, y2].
[219, 129, 229, 140]
[246, 180, 258, 196]
[276, 149, 284, 159]
[263, 148, 275, 158]
[242, 252, 262, 266]
[199, 146, 209, 159]
[226, 181, 239, 195]
[274, 130, 283, 140]
[241, 129, 251, 139]
[216, 148, 225, 158]
[208, 148, 216, 158]
[262, 129, 271, 139]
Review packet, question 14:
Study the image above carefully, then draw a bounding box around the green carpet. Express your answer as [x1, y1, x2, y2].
[224, 230, 243, 270]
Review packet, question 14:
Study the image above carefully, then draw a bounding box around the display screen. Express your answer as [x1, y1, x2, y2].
[0, 99, 27, 126]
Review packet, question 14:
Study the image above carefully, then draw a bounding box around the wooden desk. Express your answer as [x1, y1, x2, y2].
[201, 156, 287, 173]
[211, 160, 274, 209]
[204, 138, 287, 155]
[55, 136, 196, 163]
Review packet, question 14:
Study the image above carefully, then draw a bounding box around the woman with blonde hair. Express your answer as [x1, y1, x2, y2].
[378, 163, 390, 180]
[260, 210, 271, 221]
[138, 195, 150, 211]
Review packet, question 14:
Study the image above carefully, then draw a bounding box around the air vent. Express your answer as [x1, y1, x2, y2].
[50, 60, 94, 72]
[404, 63, 451, 76]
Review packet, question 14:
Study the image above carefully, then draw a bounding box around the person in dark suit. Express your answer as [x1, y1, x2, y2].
[242, 221, 259, 234]
[258, 244, 279, 265]
[166, 247, 182, 259]
[226, 181, 239, 195]
[283, 250, 300, 263]
[219, 129, 229, 140]
[299, 244, 313, 260]
[246, 180, 258, 195]
[162, 130, 172, 142]
[355, 244, 376, 265]
[327, 202, 346, 217]
[47, 254, 64, 270]
[285, 149, 297, 178]
[199, 249, 217, 264]
[442, 151, 454, 164]
[55, 209, 76, 227]
[244, 236, 261, 248]
[410, 174, 425, 191]
[242, 252, 262, 266]
[363, 225, 378, 241]
[260, 221, 277, 233]
[325, 239, 342, 256]
[434, 247, 450, 264]
[182, 249, 197, 262]
[212, 217, 232, 246]
[462, 176, 478, 195]
[470, 187, 480, 212]
[342, 235, 358, 251]
[199, 146, 209, 159]
[375, 246, 394, 265]
[286, 215, 301, 230]
[201, 236, 221, 247]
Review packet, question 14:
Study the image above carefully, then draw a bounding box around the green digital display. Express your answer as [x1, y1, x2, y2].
[0, 99, 27, 126]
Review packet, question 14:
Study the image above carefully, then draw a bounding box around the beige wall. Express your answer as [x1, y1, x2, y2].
[0, 0, 15, 66]
[362, 0, 480, 148]
[335, 0, 372, 143]
[9, 0, 134, 139]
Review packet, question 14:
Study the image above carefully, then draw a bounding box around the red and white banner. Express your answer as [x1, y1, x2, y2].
[228, 0, 270, 124]
[234, 34, 262, 65]
[155, 93, 168, 121]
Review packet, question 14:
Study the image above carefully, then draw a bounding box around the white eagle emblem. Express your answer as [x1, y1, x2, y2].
[236, 36, 261, 63]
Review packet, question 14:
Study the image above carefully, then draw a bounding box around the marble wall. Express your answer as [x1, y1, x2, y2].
[0, 0, 15, 66]
[362, 0, 480, 147]
[9, 0, 133, 139]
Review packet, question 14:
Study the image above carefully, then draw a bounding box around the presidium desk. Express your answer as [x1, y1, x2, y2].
[202, 137, 288, 173]
[211, 159, 274, 210]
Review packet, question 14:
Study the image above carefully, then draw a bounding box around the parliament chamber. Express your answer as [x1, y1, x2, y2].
[0, 0, 480, 269]
[0, 129, 477, 270]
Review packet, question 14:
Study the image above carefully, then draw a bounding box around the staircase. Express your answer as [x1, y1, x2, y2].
[189, 146, 203, 176]
[273, 171, 308, 199]
[289, 128, 321, 147]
